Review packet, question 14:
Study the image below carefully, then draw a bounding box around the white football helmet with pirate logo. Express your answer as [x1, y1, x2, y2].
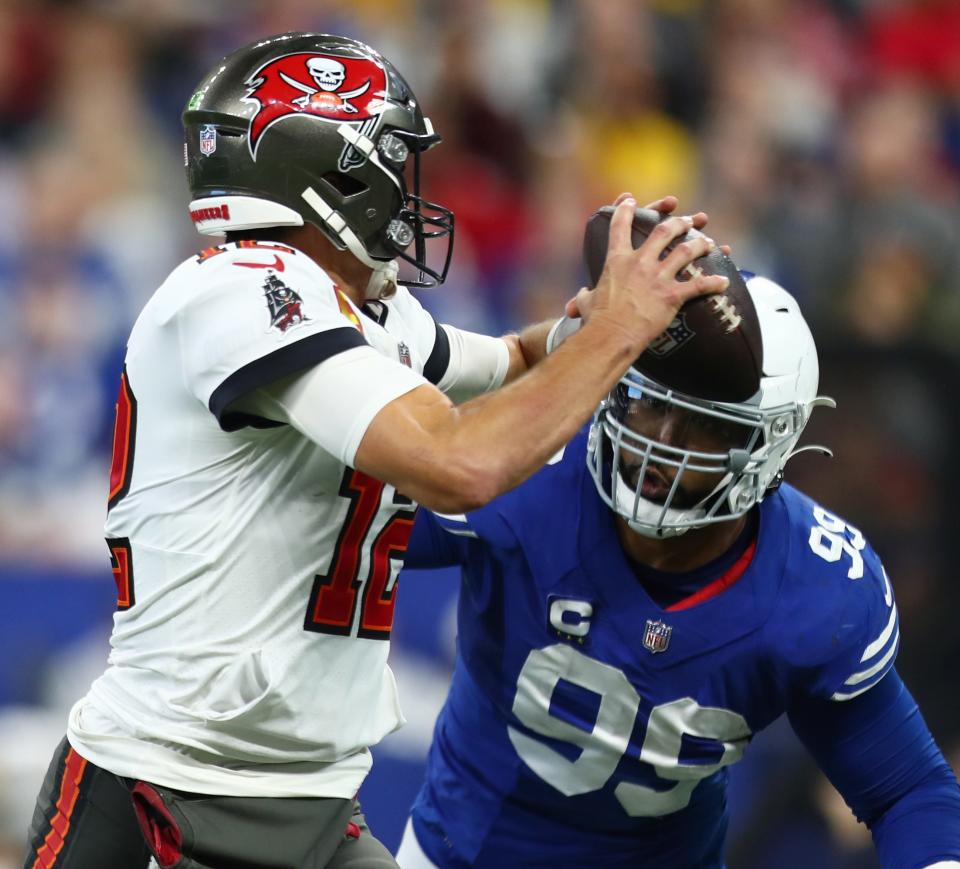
[587, 275, 835, 538]
[183, 33, 454, 296]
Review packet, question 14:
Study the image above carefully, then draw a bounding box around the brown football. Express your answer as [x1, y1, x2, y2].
[582, 206, 763, 402]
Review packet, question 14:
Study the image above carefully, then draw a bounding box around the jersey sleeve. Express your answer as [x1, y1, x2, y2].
[789, 669, 960, 864]
[420, 503, 520, 554]
[434, 325, 510, 404]
[176, 251, 368, 430]
[771, 500, 900, 703]
[385, 288, 508, 400]
[817, 556, 899, 703]
[385, 287, 452, 386]
[405, 509, 473, 569]
[244, 345, 429, 467]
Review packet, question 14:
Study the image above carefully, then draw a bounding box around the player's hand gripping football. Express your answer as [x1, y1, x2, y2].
[567, 196, 729, 350]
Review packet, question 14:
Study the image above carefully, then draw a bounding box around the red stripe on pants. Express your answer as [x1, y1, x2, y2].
[31, 748, 89, 869]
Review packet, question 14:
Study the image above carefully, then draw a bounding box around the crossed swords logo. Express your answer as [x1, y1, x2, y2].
[244, 54, 389, 167]
[279, 57, 371, 113]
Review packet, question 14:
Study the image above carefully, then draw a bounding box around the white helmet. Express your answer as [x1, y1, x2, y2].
[586, 275, 835, 538]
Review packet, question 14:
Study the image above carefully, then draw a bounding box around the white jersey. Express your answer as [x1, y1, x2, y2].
[67, 240, 477, 798]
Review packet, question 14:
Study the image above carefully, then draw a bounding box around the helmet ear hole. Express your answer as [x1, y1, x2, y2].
[321, 172, 368, 199]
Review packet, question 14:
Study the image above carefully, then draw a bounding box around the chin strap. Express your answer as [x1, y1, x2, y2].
[301, 185, 399, 300]
[364, 259, 399, 300]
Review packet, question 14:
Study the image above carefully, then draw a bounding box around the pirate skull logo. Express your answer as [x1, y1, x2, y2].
[280, 56, 371, 113]
[243, 52, 388, 159]
[306, 57, 346, 91]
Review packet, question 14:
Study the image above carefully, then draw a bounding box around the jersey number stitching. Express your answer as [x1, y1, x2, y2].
[808, 505, 866, 579]
[107, 367, 137, 512]
[304, 468, 415, 640]
[106, 370, 137, 610]
[509, 644, 751, 817]
[107, 538, 135, 610]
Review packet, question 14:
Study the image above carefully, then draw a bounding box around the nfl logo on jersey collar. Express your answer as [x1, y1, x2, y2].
[643, 618, 672, 654]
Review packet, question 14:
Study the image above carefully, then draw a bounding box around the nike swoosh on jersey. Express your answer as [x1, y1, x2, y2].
[234, 254, 286, 272]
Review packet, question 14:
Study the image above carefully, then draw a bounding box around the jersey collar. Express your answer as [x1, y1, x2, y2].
[575, 467, 786, 661]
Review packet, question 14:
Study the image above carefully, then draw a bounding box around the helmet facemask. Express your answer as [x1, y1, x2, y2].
[378, 128, 455, 287]
[322, 120, 454, 290]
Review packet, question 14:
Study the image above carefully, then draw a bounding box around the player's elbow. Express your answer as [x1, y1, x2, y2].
[411, 455, 502, 514]
[356, 391, 507, 512]
[416, 476, 500, 515]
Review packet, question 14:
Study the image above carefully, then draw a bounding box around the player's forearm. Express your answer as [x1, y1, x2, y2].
[358, 203, 726, 511]
[871, 774, 960, 869]
[438, 316, 635, 504]
[354, 314, 636, 513]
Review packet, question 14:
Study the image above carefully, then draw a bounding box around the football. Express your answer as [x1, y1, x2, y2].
[582, 206, 763, 402]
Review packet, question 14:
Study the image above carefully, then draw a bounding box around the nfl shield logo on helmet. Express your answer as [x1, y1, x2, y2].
[199, 125, 217, 156]
[643, 619, 672, 654]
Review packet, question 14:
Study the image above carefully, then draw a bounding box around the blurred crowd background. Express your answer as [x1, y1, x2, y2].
[1, 0, 959, 866]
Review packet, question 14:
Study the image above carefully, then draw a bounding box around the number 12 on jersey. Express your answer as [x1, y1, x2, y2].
[304, 468, 417, 640]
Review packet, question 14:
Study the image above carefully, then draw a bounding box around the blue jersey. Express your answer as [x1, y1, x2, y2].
[405, 429, 906, 868]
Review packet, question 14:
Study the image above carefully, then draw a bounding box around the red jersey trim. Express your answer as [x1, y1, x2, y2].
[666, 539, 757, 613]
